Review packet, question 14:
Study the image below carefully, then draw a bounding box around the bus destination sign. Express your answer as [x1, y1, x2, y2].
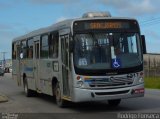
[89, 22, 125, 29]
[73, 20, 138, 31]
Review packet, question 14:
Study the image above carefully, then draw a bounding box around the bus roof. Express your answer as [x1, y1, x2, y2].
[13, 17, 137, 42]
[13, 19, 74, 42]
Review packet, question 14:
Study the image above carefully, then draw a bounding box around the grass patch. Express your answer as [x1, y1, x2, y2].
[144, 77, 160, 89]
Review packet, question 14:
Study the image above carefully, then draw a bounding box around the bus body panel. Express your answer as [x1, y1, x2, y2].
[12, 60, 21, 86]
[72, 84, 144, 102]
[38, 59, 59, 95]
[20, 59, 36, 90]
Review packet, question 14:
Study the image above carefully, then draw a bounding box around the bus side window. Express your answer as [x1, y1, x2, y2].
[53, 35, 58, 58]
[12, 43, 17, 59]
[49, 33, 58, 58]
[13, 51, 16, 59]
[41, 35, 49, 58]
[21, 40, 27, 59]
[27, 38, 33, 58]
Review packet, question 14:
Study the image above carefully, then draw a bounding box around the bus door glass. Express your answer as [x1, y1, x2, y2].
[33, 39, 40, 90]
[61, 35, 70, 96]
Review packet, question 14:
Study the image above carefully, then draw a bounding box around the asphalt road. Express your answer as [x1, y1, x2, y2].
[0, 73, 160, 115]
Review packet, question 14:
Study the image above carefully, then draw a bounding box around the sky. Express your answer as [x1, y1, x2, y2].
[0, 0, 160, 59]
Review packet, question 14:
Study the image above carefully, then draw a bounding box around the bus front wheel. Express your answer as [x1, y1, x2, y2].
[108, 99, 121, 107]
[55, 83, 66, 107]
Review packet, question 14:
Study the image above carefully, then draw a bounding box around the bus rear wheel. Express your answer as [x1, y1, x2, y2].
[55, 83, 66, 107]
[108, 99, 121, 107]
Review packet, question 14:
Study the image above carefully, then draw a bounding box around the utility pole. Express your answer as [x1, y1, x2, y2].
[1, 52, 7, 69]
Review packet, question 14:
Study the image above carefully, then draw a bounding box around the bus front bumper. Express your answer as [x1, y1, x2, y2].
[72, 84, 144, 102]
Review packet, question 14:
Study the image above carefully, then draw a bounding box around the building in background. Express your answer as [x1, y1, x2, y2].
[144, 53, 160, 77]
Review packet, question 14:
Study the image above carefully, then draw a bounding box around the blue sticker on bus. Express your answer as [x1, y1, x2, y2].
[112, 58, 121, 68]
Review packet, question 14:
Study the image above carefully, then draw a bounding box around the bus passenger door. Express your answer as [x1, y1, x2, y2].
[61, 35, 70, 97]
[33, 40, 40, 92]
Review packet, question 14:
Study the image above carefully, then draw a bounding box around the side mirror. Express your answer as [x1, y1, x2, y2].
[141, 35, 147, 54]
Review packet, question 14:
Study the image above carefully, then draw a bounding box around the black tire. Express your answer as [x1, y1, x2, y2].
[108, 99, 121, 107]
[23, 77, 33, 97]
[55, 83, 67, 107]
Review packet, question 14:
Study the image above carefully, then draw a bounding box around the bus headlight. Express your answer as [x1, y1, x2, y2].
[138, 77, 144, 83]
[77, 81, 84, 87]
[137, 71, 144, 83]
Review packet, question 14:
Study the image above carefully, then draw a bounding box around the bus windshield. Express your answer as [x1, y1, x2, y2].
[73, 32, 142, 70]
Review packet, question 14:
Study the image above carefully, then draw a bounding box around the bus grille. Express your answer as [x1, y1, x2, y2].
[87, 77, 134, 88]
[95, 90, 130, 95]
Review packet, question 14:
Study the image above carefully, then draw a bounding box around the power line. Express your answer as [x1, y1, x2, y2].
[140, 17, 160, 23]
[140, 21, 160, 27]
[139, 17, 160, 27]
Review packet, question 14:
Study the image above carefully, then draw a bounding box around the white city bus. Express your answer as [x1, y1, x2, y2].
[12, 12, 146, 107]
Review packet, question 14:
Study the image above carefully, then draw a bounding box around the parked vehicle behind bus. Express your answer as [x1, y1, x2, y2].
[0, 68, 4, 76]
[12, 12, 146, 107]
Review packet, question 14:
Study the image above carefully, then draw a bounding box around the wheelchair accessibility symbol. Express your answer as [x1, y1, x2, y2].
[112, 58, 121, 68]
